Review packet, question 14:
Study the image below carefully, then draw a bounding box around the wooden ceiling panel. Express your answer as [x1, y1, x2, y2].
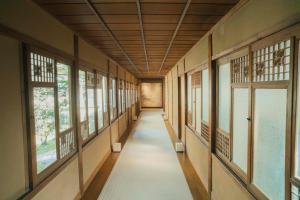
[35, 0, 239, 78]
[187, 3, 234, 15]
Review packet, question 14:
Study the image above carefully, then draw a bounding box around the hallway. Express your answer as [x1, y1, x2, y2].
[99, 111, 192, 200]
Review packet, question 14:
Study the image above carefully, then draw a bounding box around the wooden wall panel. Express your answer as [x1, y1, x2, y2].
[164, 76, 169, 120]
[141, 82, 163, 108]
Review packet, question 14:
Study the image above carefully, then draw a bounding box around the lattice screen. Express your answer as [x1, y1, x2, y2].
[30, 52, 55, 83]
[231, 54, 250, 83]
[87, 71, 95, 87]
[201, 122, 209, 142]
[59, 131, 76, 158]
[253, 39, 291, 82]
[216, 130, 230, 159]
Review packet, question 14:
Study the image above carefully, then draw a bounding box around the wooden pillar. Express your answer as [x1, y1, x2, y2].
[73, 35, 84, 196]
[208, 34, 216, 199]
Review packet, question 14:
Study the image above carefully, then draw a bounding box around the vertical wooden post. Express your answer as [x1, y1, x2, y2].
[73, 35, 84, 195]
[208, 34, 216, 199]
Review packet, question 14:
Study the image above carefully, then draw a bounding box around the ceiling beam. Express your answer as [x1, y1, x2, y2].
[158, 0, 191, 73]
[84, 0, 139, 73]
[136, 0, 149, 72]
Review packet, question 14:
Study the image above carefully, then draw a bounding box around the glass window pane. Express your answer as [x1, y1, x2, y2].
[187, 74, 192, 126]
[103, 76, 108, 112]
[79, 70, 86, 122]
[33, 87, 57, 173]
[232, 88, 248, 173]
[87, 88, 95, 134]
[195, 87, 201, 133]
[253, 89, 287, 200]
[97, 88, 103, 130]
[57, 63, 71, 132]
[202, 69, 209, 122]
[218, 63, 231, 133]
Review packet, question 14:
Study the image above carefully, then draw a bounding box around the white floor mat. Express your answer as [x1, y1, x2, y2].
[98, 110, 193, 200]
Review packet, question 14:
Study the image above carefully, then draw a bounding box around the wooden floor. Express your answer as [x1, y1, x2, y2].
[82, 113, 209, 200]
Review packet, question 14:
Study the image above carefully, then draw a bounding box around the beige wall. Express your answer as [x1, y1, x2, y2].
[32, 158, 80, 200]
[82, 128, 111, 185]
[0, 35, 28, 200]
[167, 72, 173, 125]
[211, 155, 254, 200]
[212, 0, 300, 56]
[0, 0, 137, 199]
[110, 120, 119, 144]
[78, 38, 108, 72]
[185, 37, 208, 72]
[164, 1, 300, 200]
[118, 113, 127, 138]
[186, 128, 209, 191]
[171, 67, 179, 135]
[0, 0, 73, 55]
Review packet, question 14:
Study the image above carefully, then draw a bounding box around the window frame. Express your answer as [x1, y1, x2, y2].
[78, 64, 109, 146]
[109, 76, 118, 122]
[214, 35, 294, 200]
[185, 65, 209, 144]
[26, 46, 77, 185]
[292, 36, 300, 196]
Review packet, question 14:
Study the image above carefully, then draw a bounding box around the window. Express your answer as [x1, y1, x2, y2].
[253, 89, 287, 200]
[103, 75, 109, 126]
[232, 88, 248, 173]
[109, 77, 117, 121]
[79, 70, 88, 140]
[218, 62, 230, 133]
[126, 82, 131, 108]
[186, 68, 209, 142]
[79, 70, 96, 141]
[118, 79, 122, 116]
[122, 81, 126, 112]
[187, 74, 192, 126]
[29, 51, 75, 178]
[215, 38, 292, 199]
[87, 72, 96, 135]
[96, 74, 104, 130]
[118, 79, 125, 115]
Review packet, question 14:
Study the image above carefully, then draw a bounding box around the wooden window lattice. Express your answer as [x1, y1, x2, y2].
[192, 71, 201, 88]
[216, 130, 230, 159]
[87, 71, 95, 87]
[231, 55, 250, 83]
[201, 122, 209, 142]
[59, 130, 76, 158]
[30, 52, 55, 83]
[253, 39, 291, 82]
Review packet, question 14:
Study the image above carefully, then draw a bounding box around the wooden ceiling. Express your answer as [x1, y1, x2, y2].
[35, 0, 239, 78]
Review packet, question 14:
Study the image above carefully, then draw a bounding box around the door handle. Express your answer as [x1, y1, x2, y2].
[247, 117, 251, 121]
